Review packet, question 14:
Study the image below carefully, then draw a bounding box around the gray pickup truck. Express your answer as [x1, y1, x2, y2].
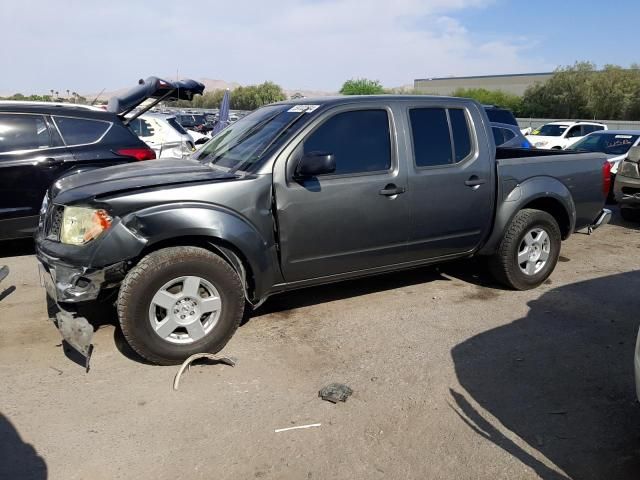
[36, 95, 611, 365]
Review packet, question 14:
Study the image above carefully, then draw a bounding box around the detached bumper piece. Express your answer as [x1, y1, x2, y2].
[588, 208, 612, 234]
[55, 310, 94, 372]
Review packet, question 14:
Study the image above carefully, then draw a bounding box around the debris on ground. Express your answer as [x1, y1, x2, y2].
[275, 423, 321, 433]
[319, 383, 353, 403]
[0, 265, 8, 284]
[173, 353, 236, 390]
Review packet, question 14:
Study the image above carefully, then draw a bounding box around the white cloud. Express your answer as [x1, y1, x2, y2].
[0, 0, 547, 93]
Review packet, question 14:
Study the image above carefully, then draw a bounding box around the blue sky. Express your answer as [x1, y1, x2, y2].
[455, 0, 639, 71]
[0, 0, 638, 94]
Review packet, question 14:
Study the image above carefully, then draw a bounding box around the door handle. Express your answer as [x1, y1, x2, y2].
[379, 184, 406, 196]
[41, 157, 64, 167]
[465, 176, 486, 187]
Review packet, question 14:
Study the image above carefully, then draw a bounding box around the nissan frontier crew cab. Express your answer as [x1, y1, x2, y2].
[36, 95, 612, 366]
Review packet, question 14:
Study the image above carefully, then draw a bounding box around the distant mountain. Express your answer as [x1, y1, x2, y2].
[83, 77, 335, 102]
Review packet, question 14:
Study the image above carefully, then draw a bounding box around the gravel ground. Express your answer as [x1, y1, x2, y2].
[1, 210, 639, 480]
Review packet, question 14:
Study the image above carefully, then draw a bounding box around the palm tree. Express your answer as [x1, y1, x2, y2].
[72, 92, 78, 103]
[49, 89, 54, 101]
[66, 89, 70, 99]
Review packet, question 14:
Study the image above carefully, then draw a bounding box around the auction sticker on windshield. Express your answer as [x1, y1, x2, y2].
[287, 105, 321, 113]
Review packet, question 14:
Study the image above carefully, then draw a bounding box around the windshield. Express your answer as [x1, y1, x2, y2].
[567, 133, 639, 155]
[195, 105, 310, 172]
[531, 124, 569, 137]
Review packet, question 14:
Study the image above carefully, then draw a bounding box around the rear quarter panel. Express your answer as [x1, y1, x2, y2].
[497, 152, 605, 229]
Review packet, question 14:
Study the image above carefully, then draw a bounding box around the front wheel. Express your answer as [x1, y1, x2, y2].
[117, 246, 245, 365]
[488, 209, 561, 290]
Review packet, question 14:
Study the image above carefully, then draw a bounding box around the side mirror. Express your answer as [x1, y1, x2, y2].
[295, 152, 335, 178]
[627, 146, 640, 163]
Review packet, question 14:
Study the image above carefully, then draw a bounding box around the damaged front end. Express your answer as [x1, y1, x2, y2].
[38, 251, 128, 370]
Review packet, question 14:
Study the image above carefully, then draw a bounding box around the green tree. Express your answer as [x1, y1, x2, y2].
[340, 78, 385, 95]
[521, 62, 595, 118]
[451, 88, 523, 115]
[230, 81, 286, 110]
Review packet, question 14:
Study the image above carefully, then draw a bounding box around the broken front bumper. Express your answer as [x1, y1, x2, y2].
[37, 251, 126, 370]
[37, 249, 125, 303]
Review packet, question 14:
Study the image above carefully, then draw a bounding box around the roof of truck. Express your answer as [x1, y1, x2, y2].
[274, 95, 464, 106]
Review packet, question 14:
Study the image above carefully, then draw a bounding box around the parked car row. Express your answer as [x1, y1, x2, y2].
[526, 121, 607, 150]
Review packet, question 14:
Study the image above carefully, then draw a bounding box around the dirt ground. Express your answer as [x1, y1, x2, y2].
[1, 210, 639, 480]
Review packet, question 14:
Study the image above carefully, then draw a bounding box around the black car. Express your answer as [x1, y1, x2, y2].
[483, 105, 519, 126]
[0, 102, 155, 240]
[0, 76, 204, 241]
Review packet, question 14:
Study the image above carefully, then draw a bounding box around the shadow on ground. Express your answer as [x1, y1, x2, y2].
[253, 258, 497, 317]
[69, 258, 497, 364]
[451, 271, 640, 480]
[0, 413, 47, 479]
[0, 238, 35, 258]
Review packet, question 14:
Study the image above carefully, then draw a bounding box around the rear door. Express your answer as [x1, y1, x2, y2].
[0, 113, 72, 239]
[274, 105, 411, 282]
[404, 102, 494, 259]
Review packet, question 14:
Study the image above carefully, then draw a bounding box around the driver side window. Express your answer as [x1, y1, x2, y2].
[302, 109, 391, 176]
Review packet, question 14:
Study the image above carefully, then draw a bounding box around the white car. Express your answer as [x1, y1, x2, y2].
[527, 121, 607, 150]
[128, 113, 197, 159]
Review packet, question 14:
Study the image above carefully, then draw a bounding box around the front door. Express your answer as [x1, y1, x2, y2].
[274, 107, 410, 282]
[0, 113, 72, 239]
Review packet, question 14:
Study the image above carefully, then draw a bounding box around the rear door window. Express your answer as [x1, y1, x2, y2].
[410, 108, 452, 167]
[449, 109, 472, 161]
[410, 107, 474, 167]
[53, 116, 110, 145]
[303, 109, 391, 175]
[129, 118, 155, 138]
[0, 113, 58, 153]
[565, 126, 583, 138]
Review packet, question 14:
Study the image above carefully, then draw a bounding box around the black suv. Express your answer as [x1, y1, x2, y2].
[0, 102, 155, 240]
[483, 105, 519, 126]
[0, 76, 205, 241]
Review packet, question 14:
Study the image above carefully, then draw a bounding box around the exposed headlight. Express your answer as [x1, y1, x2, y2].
[60, 206, 112, 245]
[619, 160, 640, 179]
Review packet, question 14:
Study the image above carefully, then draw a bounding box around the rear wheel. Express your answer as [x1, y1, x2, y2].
[117, 246, 245, 365]
[489, 209, 561, 290]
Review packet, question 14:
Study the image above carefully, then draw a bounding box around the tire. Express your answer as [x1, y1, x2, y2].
[488, 209, 561, 290]
[117, 246, 245, 365]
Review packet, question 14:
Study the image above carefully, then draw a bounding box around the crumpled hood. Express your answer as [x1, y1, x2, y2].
[51, 159, 238, 205]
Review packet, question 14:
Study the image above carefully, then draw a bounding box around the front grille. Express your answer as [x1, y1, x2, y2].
[46, 206, 64, 241]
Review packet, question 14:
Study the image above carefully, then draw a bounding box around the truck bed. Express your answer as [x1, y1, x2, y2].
[495, 147, 606, 230]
